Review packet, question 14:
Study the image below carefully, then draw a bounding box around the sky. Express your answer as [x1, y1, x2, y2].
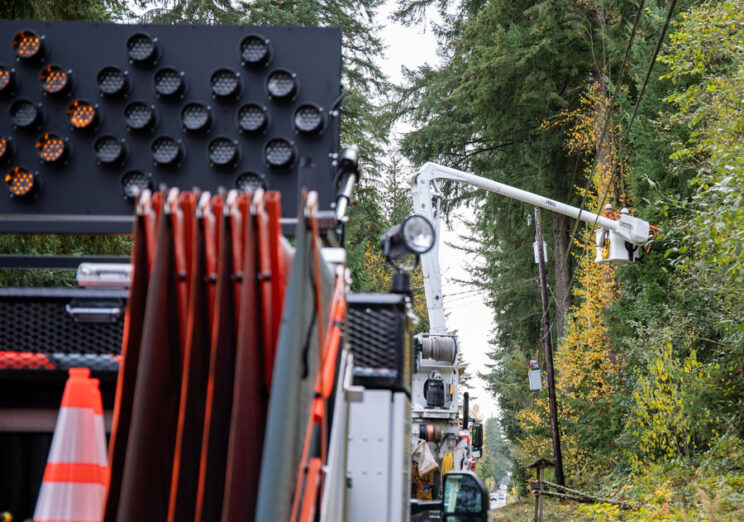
[375, 3, 502, 421]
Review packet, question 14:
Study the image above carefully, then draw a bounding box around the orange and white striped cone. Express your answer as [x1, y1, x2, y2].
[33, 368, 108, 522]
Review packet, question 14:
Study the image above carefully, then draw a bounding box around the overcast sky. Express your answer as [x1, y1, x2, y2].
[375, 3, 501, 421]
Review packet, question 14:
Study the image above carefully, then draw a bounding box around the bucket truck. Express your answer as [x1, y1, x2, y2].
[406, 162, 655, 501]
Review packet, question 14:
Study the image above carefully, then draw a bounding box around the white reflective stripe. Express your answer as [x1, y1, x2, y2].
[93, 413, 108, 467]
[34, 481, 105, 521]
[48, 407, 108, 466]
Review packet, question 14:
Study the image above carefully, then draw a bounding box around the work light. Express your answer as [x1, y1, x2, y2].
[380, 215, 436, 262]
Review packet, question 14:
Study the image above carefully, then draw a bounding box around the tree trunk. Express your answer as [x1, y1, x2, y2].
[552, 213, 571, 340]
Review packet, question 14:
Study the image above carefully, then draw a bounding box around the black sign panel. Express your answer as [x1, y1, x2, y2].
[0, 20, 342, 233]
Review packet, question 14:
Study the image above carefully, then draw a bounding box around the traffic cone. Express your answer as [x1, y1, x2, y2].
[33, 368, 108, 522]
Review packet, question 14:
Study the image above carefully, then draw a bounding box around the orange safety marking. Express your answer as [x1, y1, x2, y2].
[265, 191, 285, 346]
[228, 192, 244, 324]
[60, 368, 95, 411]
[168, 189, 189, 364]
[205, 195, 222, 329]
[43, 462, 108, 486]
[299, 458, 322, 522]
[254, 191, 275, 391]
[0, 351, 54, 369]
[179, 192, 197, 292]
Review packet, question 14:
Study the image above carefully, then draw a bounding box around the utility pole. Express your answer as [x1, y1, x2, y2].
[534, 207, 565, 486]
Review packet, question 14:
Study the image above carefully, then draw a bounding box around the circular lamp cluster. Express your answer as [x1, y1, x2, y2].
[181, 102, 210, 132]
[264, 138, 294, 168]
[95, 135, 126, 166]
[235, 171, 266, 192]
[127, 32, 158, 65]
[211, 69, 240, 99]
[154, 67, 184, 98]
[152, 136, 182, 167]
[67, 100, 97, 130]
[12, 30, 44, 61]
[98, 66, 128, 97]
[39, 65, 71, 96]
[10, 99, 41, 129]
[0, 136, 11, 163]
[238, 103, 268, 134]
[121, 170, 153, 199]
[5, 166, 38, 198]
[266, 69, 297, 100]
[208, 137, 238, 167]
[294, 104, 323, 134]
[35, 133, 67, 164]
[124, 101, 155, 132]
[240, 35, 271, 67]
[0, 65, 13, 95]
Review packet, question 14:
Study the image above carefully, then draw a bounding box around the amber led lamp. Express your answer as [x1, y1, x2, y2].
[0, 136, 11, 163]
[0, 65, 13, 95]
[5, 167, 38, 198]
[67, 100, 97, 130]
[40, 65, 71, 96]
[12, 30, 44, 61]
[35, 134, 67, 164]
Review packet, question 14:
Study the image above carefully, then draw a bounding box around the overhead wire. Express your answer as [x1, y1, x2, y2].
[553, 0, 648, 307]
[554, 0, 677, 313]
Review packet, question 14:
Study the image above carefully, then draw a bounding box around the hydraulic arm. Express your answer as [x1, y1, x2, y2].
[409, 162, 654, 331]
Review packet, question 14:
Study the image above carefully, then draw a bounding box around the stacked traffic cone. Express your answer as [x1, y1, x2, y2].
[33, 368, 108, 522]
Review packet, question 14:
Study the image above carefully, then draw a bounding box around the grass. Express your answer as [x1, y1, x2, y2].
[490, 498, 587, 521]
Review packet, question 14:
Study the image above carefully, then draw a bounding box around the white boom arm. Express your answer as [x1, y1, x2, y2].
[410, 162, 652, 333]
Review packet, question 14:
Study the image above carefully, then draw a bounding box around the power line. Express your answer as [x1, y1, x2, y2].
[554, 0, 647, 299]
[556, 0, 678, 312]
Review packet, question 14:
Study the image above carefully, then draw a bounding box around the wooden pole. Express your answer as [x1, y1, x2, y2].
[534, 469, 540, 522]
[538, 468, 544, 522]
[534, 208, 565, 486]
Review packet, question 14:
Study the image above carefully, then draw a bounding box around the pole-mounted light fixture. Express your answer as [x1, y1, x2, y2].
[380, 214, 435, 294]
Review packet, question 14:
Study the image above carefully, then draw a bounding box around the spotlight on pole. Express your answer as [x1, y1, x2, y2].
[380, 214, 435, 294]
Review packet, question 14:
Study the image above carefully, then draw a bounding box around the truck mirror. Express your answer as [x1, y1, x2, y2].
[471, 422, 483, 449]
[442, 472, 489, 521]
